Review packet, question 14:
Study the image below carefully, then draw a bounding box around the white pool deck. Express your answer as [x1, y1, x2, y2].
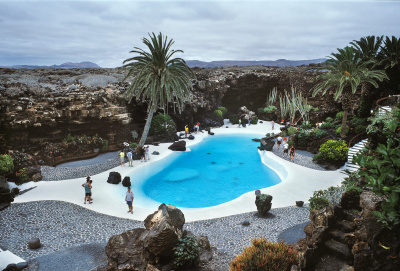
[11, 120, 346, 223]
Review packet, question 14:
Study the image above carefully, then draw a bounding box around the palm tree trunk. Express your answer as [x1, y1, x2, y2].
[138, 104, 155, 147]
[341, 109, 348, 138]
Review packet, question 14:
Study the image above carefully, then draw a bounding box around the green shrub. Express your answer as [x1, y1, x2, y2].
[100, 139, 109, 153]
[174, 235, 200, 270]
[335, 126, 349, 136]
[11, 187, 20, 196]
[63, 133, 76, 143]
[325, 117, 334, 123]
[287, 126, 297, 135]
[264, 105, 277, 114]
[271, 132, 275, 136]
[257, 107, 265, 115]
[15, 168, 29, 183]
[313, 140, 348, 163]
[296, 130, 311, 147]
[350, 117, 368, 127]
[336, 111, 344, 120]
[280, 131, 287, 137]
[230, 238, 298, 271]
[315, 129, 329, 139]
[320, 122, 334, 129]
[288, 140, 295, 147]
[213, 110, 223, 118]
[266, 133, 271, 137]
[299, 122, 313, 129]
[309, 190, 331, 210]
[149, 114, 177, 135]
[0, 154, 14, 176]
[218, 106, 228, 116]
[250, 115, 258, 124]
[129, 142, 138, 149]
[230, 115, 239, 125]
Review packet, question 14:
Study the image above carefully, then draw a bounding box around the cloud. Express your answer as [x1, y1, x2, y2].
[0, 0, 399, 67]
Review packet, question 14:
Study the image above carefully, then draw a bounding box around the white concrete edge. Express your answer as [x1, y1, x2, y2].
[11, 120, 347, 222]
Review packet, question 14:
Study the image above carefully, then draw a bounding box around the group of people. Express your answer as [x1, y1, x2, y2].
[119, 146, 150, 167]
[276, 135, 295, 161]
[184, 122, 201, 137]
[81, 176, 134, 214]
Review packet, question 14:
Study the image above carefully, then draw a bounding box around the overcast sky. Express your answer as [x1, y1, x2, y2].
[0, 0, 399, 68]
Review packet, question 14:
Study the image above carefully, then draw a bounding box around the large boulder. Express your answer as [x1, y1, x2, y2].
[168, 141, 186, 151]
[107, 171, 121, 184]
[105, 204, 210, 270]
[255, 194, 272, 216]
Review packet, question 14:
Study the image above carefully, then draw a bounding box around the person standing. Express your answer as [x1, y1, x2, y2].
[196, 122, 200, 132]
[120, 150, 125, 166]
[248, 117, 251, 126]
[145, 146, 150, 161]
[185, 125, 189, 137]
[127, 150, 133, 167]
[283, 142, 289, 158]
[289, 145, 295, 161]
[140, 146, 145, 162]
[125, 187, 134, 214]
[238, 119, 241, 128]
[82, 177, 92, 204]
[272, 120, 275, 130]
[277, 135, 282, 149]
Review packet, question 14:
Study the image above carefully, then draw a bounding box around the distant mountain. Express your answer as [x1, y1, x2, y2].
[0, 61, 101, 69]
[185, 59, 326, 68]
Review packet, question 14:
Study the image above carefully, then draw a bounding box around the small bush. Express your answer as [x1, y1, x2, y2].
[288, 140, 295, 147]
[15, 168, 29, 183]
[264, 105, 277, 114]
[230, 238, 298, 271]
[213, 110, 223, 118]
[266, 133, 271, 137]
[335, 126, 349, 136]
[320, 122, 334, 129]
[11, 187, 20, 197]
[230, 115, 239, 125]
[63, 133, 75, 143]
[149, 114, 177, 135]
[313, 140, 348, 163]
[174, 235, 200, 270]
[315, 129, 329, 139]
[280, 131, 287, 137]
[287, 126, 297, 135]
[309, 190, 330, 210]
[257, 107, 265, 115]
[129, 142, 138, 150]
[250, 115, 258, 124]
[100, 139, 109, 153]
[299, 123, 313, 129]
[218, 106, 228, 116]
[336, 111, 344, 120]
[0, 154, 14, 176]
[325, 117, 334, 123]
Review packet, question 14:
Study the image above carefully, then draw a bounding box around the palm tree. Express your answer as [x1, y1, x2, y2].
[312, 46, 388, 138]
[123, 32, 194, 147]
[350, 35, 383, 96]
[378, 36, 400, 94]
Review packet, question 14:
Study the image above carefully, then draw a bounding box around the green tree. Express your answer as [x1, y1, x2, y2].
[123, 33, 194, 147]
[350, 35, 384, 97]
[312, 46, 387, 138]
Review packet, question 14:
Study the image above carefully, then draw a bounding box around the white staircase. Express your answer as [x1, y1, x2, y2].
[341, 139, 368, 174]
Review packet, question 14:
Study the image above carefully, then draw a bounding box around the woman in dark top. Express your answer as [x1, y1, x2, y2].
[289, 146, 295, 161]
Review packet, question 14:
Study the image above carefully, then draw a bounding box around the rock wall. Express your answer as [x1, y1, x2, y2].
[0, 65, 345, 163]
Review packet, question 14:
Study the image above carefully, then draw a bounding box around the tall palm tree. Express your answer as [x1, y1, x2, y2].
[350, 35, 383, 96]
[312, 46, 388, 138]
[378, 36, 400, 95]
[123, 32, 194, 147]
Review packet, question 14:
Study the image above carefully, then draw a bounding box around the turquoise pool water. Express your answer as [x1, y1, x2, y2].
[140, 134, 281, 208]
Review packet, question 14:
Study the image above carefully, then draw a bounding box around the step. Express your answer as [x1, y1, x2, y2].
[329, 229, 347, 243]
[324, 239, 353, 262]
[314, 254, 352, 271]
[337, 220, 354, 233]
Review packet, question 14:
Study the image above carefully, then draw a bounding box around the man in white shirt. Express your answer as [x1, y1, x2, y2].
[277, 136, 282, 149]
[125, 187, 134, 214]
[283, 142, 289, 158]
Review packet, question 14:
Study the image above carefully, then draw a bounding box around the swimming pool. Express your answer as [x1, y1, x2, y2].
[133, 134, 281, 208]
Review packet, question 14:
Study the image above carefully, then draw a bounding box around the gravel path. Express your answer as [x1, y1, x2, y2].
[0, 201, 309, 271]
[1, 143, 322, 270]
